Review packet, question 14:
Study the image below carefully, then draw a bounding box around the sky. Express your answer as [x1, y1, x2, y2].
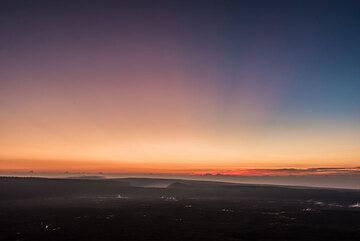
[0, 0, 359, 177]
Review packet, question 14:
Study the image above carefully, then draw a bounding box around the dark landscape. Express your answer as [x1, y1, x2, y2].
[1, 177, 359, 241]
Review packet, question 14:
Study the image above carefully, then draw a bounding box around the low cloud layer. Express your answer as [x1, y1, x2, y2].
[195, 167, 360, 176]
[191, 167, 360, 189]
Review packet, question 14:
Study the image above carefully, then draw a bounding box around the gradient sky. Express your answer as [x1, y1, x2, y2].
[0, 0, 359, 174]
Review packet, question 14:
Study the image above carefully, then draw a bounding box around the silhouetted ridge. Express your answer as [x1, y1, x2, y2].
[0, 177, 133, 199]
[167, 182, 191, 189]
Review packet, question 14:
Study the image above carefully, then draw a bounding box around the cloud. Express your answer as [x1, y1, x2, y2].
[195, 167, 360, 176]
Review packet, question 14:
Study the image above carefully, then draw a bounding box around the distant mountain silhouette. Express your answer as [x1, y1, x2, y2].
[1, 177, 359, 203]
[167, 182, 191, 189]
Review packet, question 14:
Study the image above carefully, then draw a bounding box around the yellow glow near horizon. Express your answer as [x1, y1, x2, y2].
[1, 116, 359, 173]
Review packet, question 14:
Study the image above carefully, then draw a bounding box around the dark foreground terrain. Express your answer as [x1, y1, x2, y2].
[0, 177, 359, 241]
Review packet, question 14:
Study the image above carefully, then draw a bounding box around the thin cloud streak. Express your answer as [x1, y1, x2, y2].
[194, 167, 360, 176]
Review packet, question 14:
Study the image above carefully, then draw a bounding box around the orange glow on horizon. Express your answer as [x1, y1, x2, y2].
[1, 119, 359, 173]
